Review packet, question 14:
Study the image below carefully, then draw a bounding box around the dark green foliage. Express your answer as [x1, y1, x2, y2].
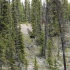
[31, 0, 45, 57]
[11, 0, 25, 69]
[0, 0, 69, 70]
[20, 3, 25, 22]
[0, 0, 9, 31]
[68, 3, 70, 21]
[0, 0, 25, 69]
[47, 39, 53, 69]
[62, 0, 68, 20]
[31, 0, 44, 46]
[0, 1, 14, 69]
[48, 0, 60, 37]
[18, 26, 25, 63]
[24, 0, 30, 22]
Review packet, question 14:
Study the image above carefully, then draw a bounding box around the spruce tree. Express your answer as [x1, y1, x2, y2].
[68, 3, 70, 21]
[11, 0, 21, 69]
[0, 0, 12, 69]
[11, 0, 25, 69]
[24, 0, 29, 22]
[20, 3, 25, 22]
[28, 1, 31, 23]
[0, 0, 2, 31]
[31, 0, 44, 46]
[62, 0, 68, 21]
[34, 57, 38, 70]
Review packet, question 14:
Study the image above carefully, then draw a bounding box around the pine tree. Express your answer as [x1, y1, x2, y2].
[68, 3, 70, 21]
[47, 39, 53, 69]
[16, 0, 21, 22]
[20, 3, 25, 22]
[0, 0, 25, 69]
[62, 0, 68, 21]
[11, 0, 25, 69]
[24, 0, 29, 22]
[34, 57, 38, 70]
[56, 0, 67, 70]
[0, 0, 12, 69]
[31, 0, 36, 36]
[0, 0, 2, 31]
[31, 0, 44, 46]
[28, 1, 31, 23]
[45, 1, 53, 68]
[11, 0, 21, 70]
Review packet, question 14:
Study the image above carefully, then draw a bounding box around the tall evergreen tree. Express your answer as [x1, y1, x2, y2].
[68, 3, 70, 21]
[20, 3, 25, 22]
[11, 0, 21, 69]
[24, 0, 29, 22]
[62, 0, 68, 21]
[31, 0, 44, 46]
[11, 0, 25, 69]
[0, 0, 25, 69]
[0, 0, 12, 69]
[28, 1, 31, 22]
[0, 0, 2, 31]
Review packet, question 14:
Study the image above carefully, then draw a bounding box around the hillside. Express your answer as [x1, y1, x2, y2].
[20, 23, 47, 70]
[0, 0, 70, 70]
[20, 23, 70, 70]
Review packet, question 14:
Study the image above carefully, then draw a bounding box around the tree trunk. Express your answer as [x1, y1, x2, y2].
[56, 0, 67, 70]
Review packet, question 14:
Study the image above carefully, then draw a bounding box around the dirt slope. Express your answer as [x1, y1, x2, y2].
[20, 24, 32, 35]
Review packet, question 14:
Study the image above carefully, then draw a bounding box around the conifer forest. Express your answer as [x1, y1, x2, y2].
[1, 0, 70, 70]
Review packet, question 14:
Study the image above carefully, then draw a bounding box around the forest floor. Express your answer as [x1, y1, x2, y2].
[20, 22, 70, 70]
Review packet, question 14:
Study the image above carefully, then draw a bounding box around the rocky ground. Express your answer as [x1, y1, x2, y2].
[20, 22, 70, 70]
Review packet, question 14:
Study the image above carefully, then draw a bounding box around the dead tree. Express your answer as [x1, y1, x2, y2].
[56, 0, 67, 70]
